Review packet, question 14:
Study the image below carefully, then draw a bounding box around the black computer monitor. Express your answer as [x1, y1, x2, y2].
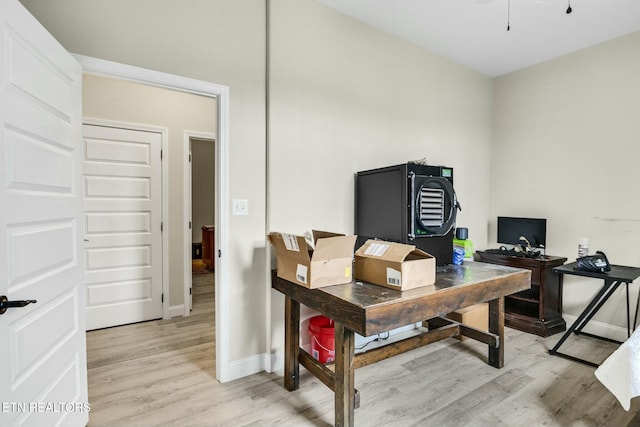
[497, 217, 546, 248]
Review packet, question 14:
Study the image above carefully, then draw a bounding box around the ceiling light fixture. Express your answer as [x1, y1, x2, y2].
[566, 0, 573, 14]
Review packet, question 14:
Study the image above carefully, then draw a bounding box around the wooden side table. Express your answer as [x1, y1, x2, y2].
[475, 251, 567, 337]
[201, 225, 215, 271]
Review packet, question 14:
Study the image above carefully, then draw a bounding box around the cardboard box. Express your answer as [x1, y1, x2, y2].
[446, 303, 488, 341]
[354, 239, 435, 291]
[268, 231, 357, 288]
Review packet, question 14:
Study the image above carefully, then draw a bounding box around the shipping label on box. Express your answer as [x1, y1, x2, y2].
[268, 231, 356, 289]
[354, 239, 435, 291]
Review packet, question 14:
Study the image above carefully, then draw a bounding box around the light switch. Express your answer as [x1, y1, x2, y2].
[232, 199, 249, 215]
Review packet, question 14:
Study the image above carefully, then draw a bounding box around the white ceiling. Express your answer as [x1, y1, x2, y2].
[314, 0, 640, 77]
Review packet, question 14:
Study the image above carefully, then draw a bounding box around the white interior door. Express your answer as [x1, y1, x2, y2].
[0, 0, 88, 425]
[83, 124, 163, 330]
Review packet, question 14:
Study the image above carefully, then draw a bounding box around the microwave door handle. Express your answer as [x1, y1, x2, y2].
[408, 172, 416, 240]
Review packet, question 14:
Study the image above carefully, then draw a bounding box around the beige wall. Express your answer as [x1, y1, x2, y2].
[267, 0, 493, 356]
[22, 0, 492, 370]
[269, 0, 492, 236]
[492, 32, 640, 332]
[82, 75, 216, 308]
[21, 0, 268, 363]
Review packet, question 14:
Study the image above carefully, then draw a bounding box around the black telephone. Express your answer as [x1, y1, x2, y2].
[575, 251, 611, 273]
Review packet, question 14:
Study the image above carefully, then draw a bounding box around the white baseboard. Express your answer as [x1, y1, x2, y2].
[222, 353, 269, 382]
[169, 304, 184, 318]
[268, 351, 283, 374]
[563, 313, 632, 342]
[167, 304, 267, 382]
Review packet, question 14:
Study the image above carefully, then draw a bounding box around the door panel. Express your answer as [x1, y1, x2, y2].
[7, 221, 75, 287]
[0, 0, 88, 425]
[83, 124, 163, 330]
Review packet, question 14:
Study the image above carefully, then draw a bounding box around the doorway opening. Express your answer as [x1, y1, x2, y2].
[75, 54, 231, 382]
[185, 134, 216, 314]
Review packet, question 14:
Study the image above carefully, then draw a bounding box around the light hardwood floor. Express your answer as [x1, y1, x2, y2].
[86, 274, 640, 426]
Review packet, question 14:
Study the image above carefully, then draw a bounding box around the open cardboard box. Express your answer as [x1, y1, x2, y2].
[354, 239, 435, 291]
[268, 230, 357, 289]
[446, 303, 488, 341]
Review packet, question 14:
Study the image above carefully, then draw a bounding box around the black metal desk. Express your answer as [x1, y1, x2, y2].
[549, 262, 640, 367]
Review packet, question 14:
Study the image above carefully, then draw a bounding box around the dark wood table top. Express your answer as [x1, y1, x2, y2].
[475, 250, 567, 268]
[272, 261, 531, 336]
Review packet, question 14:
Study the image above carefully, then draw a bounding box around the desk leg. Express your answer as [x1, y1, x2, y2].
[488, 297, 504, 368]
[573, 280, 620, 334]
[549, 280, 621, 367]
[284, 296, 300, 391]
[334, 322, 355, 427]
[626, 282, 631, 337]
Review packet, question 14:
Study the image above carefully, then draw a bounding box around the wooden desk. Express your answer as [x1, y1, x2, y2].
[272, 262, 531, 427]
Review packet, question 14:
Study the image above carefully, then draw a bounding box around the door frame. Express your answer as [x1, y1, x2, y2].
[183, 130, 216, 317]
[74, 54, 232, 382]
[82, 118, 170, 321]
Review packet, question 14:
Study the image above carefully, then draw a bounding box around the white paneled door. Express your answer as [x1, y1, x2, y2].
[82, 124, 163, 330]
[0, 0, 88, 426]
